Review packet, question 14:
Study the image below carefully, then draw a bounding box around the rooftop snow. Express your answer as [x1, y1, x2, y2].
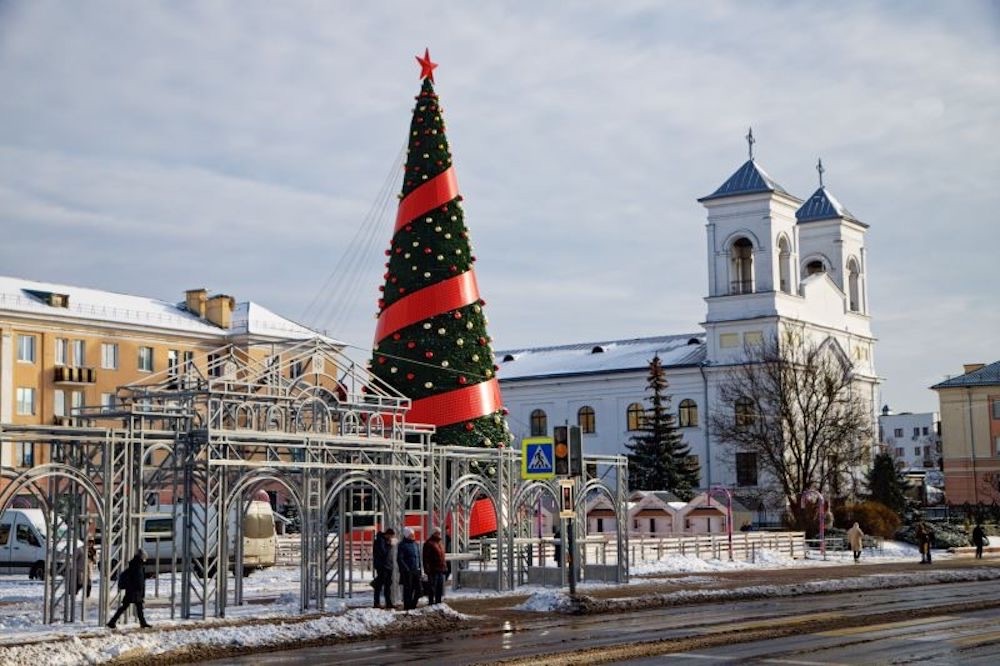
[496, 334, 706, 381]
[0, 275, 328, 342]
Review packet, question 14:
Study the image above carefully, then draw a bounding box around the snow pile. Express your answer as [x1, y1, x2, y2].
[514, 589, 577, 612]
[0, 605, 468, 666]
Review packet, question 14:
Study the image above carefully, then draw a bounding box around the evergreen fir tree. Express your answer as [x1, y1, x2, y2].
[625, 355, 700, 499]
[865, 452, 910, 515]
[370, 51, 511, 453]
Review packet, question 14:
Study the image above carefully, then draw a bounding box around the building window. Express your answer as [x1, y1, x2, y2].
[529, 409, 547, 437]
[138, 346, 154, 372]
[720, 333, 739, 349]
[894, 428, 903, 438]
[744, 331, 763, 347]
[735, 397, 756, 428]
[626, 402, 645, 431]
[847, 258, 861, 312]
[730, 237, 754, 294]
[777, 235, 792, 294]
[578, 406, 596, 434]
[101, 343, 119, 370]
[54, 390, 65, 417]
[914, 446, 921, 456]
[895, 447, 903, 457]
[736, 452, 758, 487]
[55, 338, 68, 366]
[922, 426, 929, 436]
[72, 340, 85, 366]
[913, 427, 920, 438]
[678, 399, 698, 427]
[992, 400, 1000, 420]
[101, 393, 116, 413]
[15, 442, 34, 467]
[71, 391, 83, 413]
[805, 260, 825, 276]
[17, 335, 36, 363]
[596, 518, 604, 533]
[995, 436, 1000, 457]
[16, 388, 36, 415]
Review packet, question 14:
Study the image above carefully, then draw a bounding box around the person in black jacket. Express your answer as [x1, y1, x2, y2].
[107, 549, 151, 629]
[972, 523, 987, 560]
[396, 527, 422, 610]
[372, 528, 395, 608]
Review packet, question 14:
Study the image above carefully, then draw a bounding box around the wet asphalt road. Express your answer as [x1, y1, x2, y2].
[200, 578, 1000, 665]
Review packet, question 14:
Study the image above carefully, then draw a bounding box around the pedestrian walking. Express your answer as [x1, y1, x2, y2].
[396, 527, 422, 610]
[916, 522, 934, 564]
[846, 522, 864, 563]
[422, 526, 447, 605]
[372, 528, 396, 609]
[107, 549, 151, 629]
[972, 523, 987, 560]
[74, 541, 94, 597]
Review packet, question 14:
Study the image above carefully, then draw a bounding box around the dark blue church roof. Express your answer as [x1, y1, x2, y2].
[796, 187, 865, 226]
[699, 160, 795, 202]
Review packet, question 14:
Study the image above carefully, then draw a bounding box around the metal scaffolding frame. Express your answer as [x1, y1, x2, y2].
[1, 337, 628, 625]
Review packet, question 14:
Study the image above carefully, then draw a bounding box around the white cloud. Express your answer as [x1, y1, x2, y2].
[0, 1, 997, 412]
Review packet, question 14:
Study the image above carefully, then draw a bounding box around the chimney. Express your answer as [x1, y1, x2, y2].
[963, 363, 985, 375]
[206, 294, 235, 329]
[185, 289, 207, 318]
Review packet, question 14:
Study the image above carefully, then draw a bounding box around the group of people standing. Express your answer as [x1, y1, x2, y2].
[372, 526, 448, 610]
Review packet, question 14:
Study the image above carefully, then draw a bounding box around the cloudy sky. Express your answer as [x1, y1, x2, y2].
[1, 1, 997, 413]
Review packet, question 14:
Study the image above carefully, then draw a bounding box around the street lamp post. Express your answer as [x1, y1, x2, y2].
[800, 489, 826, 560]
[708, 485, 733, 561]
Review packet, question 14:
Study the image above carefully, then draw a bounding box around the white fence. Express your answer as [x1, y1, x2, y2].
[629, 531, 807, 564]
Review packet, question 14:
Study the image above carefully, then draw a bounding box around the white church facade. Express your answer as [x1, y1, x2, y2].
[495, 141, 880, 510]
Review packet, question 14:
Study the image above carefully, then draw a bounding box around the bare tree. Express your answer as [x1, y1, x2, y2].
[710, 331, 874, 530]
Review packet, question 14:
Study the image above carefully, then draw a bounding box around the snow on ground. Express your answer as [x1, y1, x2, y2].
[0, 542, 974, 665]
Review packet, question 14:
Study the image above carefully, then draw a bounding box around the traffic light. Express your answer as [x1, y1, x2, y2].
[569, 425, 582, 477]
[553, 426, 569, 475]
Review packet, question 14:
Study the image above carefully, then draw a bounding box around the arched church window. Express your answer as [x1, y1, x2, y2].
[530, 409, 547, 436]
[847, 258, 861, 312]
[806, 260, 825, 276]
[578, 406, 596, 434]
[730, 237, 754, 295]
[678, 399, 699, 427]
[777, 236, 792, 294]
[626, 402, 645, 431]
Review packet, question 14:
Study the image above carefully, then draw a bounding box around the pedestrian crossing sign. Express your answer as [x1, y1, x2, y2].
[521, 437, 555, 480]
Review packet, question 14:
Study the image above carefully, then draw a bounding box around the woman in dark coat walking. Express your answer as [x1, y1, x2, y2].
[107, 549, 151, 629]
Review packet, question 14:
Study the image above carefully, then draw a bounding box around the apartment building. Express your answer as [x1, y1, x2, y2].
[877, 407, 941, 472]
[0, 275, 325, 475]
[931, 361, 1000, 505]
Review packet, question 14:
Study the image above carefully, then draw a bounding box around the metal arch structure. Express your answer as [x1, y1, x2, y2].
[0, 336, 630, 625]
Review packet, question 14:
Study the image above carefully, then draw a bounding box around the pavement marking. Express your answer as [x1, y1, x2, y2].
[702, 611, 844, 635]
[762, 660, 848, 666]
[661, 655, 736, 661]
[951, 628, 1000, 648]
[817, 615, 957, 637]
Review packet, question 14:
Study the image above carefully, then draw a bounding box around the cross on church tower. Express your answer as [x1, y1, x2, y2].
[746, 127, 755, 160]
[817, 158, 825, 187]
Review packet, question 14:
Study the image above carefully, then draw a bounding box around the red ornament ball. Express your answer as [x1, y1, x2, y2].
[406, 341, 416, 349]
[458, 376, 467, 385]
[393, 333, 402, 341]
[406, 373, 415, 380]
[464, 422, 474, 432]
[453, 311, 462, 320]
[425, 351, 434, 359]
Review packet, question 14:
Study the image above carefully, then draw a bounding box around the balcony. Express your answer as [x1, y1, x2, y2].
[54, 366, 97, 384]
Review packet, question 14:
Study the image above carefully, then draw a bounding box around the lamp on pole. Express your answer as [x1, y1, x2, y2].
[708, 485, 733, 561]
[800, 489, 826, 559]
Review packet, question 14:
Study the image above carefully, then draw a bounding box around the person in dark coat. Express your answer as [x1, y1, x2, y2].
[916, 522, 934, 564]
[422, 526, 447, 605]
[372, 528, 395, 608]
[972, 523, 987, 560]
[107, 549, 151, 629]
[396, 527, 422, 610]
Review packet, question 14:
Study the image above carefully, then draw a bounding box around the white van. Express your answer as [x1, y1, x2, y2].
[0, 509, 48, 579]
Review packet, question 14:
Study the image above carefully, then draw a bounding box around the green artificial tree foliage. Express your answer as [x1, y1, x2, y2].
[626, 355, 700, 499]
[370, 74, 511, 452]
[865, 452, 910, 515]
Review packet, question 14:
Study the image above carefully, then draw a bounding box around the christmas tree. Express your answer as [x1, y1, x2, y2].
[626, 355, 700, 500]
[371, 50, 511, 455]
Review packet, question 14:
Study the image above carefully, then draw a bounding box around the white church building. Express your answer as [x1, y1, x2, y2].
[495, 143, 880, 509]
